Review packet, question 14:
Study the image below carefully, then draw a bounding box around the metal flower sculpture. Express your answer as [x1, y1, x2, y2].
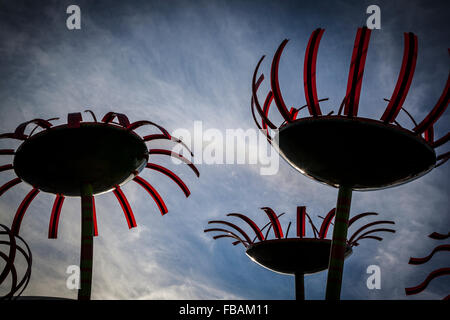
[0, 111, 199, 299]
[205, 206, 395, 300]
[0, 224, 32, 300]
[250, 27, 448, 299]
[405, 231, 449, 300]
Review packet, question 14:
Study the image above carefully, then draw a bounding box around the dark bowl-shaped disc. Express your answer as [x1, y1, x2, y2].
[14, 123, 148, 196]
[245, 238, 352, 275]
[274, 116, 436, 190]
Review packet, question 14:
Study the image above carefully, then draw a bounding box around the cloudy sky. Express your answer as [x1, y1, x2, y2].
[0, 0, 448, 300]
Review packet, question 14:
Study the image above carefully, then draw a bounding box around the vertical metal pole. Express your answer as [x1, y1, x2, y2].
[78, 184, 94, 300]
[295, 272, 305, 300]
[325, 185, 352, 300]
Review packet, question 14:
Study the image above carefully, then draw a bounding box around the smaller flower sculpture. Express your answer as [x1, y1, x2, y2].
[205, 206, 395, 299]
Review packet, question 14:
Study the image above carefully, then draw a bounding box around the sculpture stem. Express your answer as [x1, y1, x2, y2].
[295, 272, 305, 300]
[78, 184, 94, 300]
[325, 185, 352, 300]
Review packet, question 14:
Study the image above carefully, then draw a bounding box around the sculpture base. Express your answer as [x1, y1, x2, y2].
[246, 238, 352, 275]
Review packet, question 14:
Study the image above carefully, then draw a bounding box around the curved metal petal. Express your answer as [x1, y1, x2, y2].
[67, 112, 83, 128]
[113, 186, 137, 229]
[405, 267, 450, 296]
[428, 231, 450, 240]
[14, 119, 52, 140]
[319, 208, 336, 239]
[0, 149, 15, 155]
[271, 39, 293, 123]
[204, 227, 249, 247]
[133, 176, 168, 215]
[381, 32, 418, 123]
[260, 207, 284, 239]
[251, 74, 264, 130]
[409, 244, 450, 265]
[148, 149, 199, 177]
[143, 134, 194, 157]
[48, 194, 65, 239]
[227, 213, 264, 241]
[304, 28, 325, 116]
[127, 120, 170, 137]
[344, 27, 371, 117]
[252, 56, 277, 129]
[101, 112, 130, 128]
[413, 74, 449, 134]
[11, 188, 40, 235]
[211, 234, 248, 248]
[352, 228, 395, 245]
[84, 110, 98, 122]
[0, 164, 13, 173]
[432, 132, 449, 148]
[208, 220, 253, 244]
[348, 220, 395, 244]
[0, 178, 22, 197]
[348, 212, 379, 227]
[146, 163, 190, 197]
[297, 206, 306, 238]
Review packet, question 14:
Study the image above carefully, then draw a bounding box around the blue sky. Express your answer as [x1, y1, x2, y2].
[0, 0, 448, 299]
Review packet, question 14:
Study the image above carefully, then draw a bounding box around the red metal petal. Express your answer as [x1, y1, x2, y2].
[210, 234, 248, 247]
[344, 27, 372, 117]
[348, 220, 395, 244]
[148, 149, 199, 177]
[48, 194, 65, 239]
[0, 133, 22, 141]
[101, 112, 130, 127]
[208, 220, 253, 244]
[14, 119, 52, 139]
[92, 196, 98, 237]
[304, 28, 325, 117]
[432, 132, 449, 148]
[319, 208, 336, 239]
[428, 232, 449, 240]
[0, 164, 13, 173]
[143, 134, 194, 157]
[297, 206, 306, 238]
[261, 91, 274, 129]
[67, 112, 82, 128]
[0, 178, 22, 197]
[381, 33, 418, 123]
[348, 212, 379, 227]
[113, 186, 137, 229]
[356, 235, 383, 242]
[0, 149, 15, 155]
[127, 120, 170, 137]
[204, 228, 249, 247]
[251, 74, 264, 130]
[133, 176, 168, 215]
[227, 213, 264, 242]
[271, 39, 293, 123]
[352, 228, 396, 245]
[260, 207, 284, 239]
[84, 110, 98, 122]
[409, 244, 450, 265]
[146, 163, 190, 197]
[424, 127, 434, 144]
[252, 56, 277, 129]
[414, 74, 449, 134]
[405, 268, 450, 296]
[12, 188, 40, 235]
